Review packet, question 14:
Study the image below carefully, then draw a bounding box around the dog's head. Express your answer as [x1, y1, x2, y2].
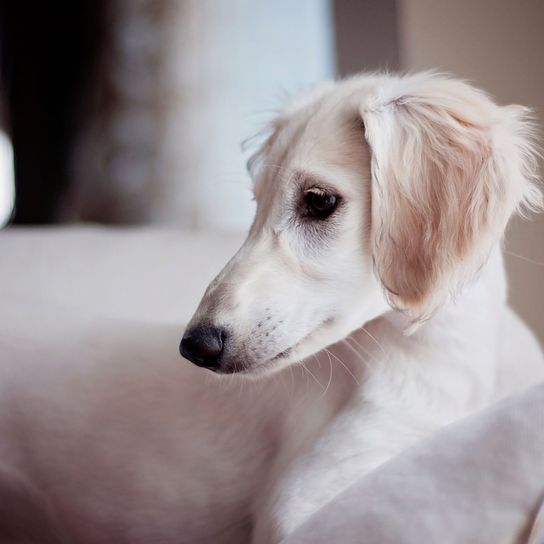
[180, 73, 541, 375]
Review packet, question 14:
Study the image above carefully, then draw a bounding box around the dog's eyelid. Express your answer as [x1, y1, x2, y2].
[297, 174, 340, 198]
[305, 186, 328, 196]
[303, 184, 343, 203]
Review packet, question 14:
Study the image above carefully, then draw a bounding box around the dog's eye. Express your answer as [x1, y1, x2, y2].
[303, 188, 338, 220]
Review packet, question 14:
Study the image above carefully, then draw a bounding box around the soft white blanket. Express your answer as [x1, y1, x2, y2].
[1, 226, 543, 543]
[284, 382, 544, 544]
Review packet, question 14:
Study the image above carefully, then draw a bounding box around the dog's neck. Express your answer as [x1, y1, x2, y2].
[265, 247, 507, 458]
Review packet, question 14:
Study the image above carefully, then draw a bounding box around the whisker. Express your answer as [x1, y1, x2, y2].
[324, 348, 333, 368]
[341, 338, 372, 370]
[359, 326, 387, 356]
[314, 354, 333, 399]
[324, 358, 333, 398]
[503, 249, 544, 267]
[344, 336, 380, 365]
[301, 360, 326, 392]
[325, 348, 360, 385]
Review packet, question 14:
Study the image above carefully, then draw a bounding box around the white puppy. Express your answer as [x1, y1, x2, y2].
[180, 72, 543, 541]
[0, 72, 542, 544]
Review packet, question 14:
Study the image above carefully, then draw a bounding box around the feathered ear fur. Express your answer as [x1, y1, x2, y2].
[362, 74, 541, 320]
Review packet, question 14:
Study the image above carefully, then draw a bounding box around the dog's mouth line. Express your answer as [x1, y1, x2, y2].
[271, 347, 292, 361]
[213, 317, 334, 376]
[264, 316, 334, 367]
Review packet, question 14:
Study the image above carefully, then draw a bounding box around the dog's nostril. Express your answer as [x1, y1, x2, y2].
[180, 326, 226, 371]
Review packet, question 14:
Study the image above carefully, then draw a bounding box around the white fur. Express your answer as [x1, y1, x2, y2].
[187, 72, 543, 541]
[0, 73, 542, 543]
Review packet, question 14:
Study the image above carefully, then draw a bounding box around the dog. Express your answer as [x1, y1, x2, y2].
[0, 72, 542, 544]
[180, 71, 543, 541]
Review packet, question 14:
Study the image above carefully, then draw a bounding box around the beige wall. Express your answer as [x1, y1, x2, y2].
[398, 0, 544, 346]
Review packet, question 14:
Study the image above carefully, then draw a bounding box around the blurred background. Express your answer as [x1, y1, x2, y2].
[0, 0, 542, 344]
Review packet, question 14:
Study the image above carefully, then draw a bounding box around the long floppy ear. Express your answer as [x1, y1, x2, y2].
[362, 74, 541, 320]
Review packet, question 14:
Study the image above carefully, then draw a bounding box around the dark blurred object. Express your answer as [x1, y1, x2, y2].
[66, 0, 166, 224]
[333, 0, 399, 76]
[0, 1, 108, 224]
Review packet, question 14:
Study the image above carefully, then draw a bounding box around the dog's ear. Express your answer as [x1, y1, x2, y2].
[361, 74, 541, 319]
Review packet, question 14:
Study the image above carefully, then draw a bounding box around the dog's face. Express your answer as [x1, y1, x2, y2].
[182, 89, 389, 374]
[181, 73, 541, 375]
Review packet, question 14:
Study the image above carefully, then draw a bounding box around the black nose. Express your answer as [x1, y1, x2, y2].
[180, 326, 226, 370]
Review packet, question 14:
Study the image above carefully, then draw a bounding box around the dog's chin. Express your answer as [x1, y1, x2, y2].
[211, 340, 308, 379]
[216, 350, 299, 379]
[229, 322, 345, 379]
